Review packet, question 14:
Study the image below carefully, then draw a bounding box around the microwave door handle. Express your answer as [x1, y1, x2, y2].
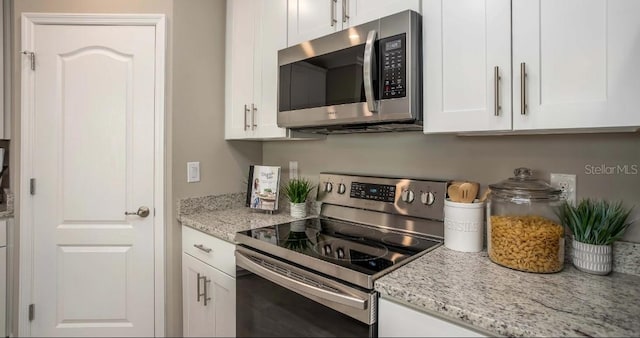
[363, 30, 378, 113]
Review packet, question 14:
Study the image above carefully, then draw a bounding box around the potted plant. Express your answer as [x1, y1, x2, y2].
[558, 199, 635, 275]
[282, 178, 315, 218]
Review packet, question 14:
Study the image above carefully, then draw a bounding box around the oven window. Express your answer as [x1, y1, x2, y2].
[279, 43, 378, 112]
[237, 270, 376, 337]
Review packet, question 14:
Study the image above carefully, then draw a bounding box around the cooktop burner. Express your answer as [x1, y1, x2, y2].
[236, 217, 440, 277]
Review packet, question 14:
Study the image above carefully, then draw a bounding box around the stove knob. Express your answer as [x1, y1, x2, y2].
[337, 183, 346, 194]
[336, 247, 345, 259]
[324, 182, 333, 192]
[323, 244, 332, 255]
[401, 190, 415, 203]
[421, 192, 436, 205]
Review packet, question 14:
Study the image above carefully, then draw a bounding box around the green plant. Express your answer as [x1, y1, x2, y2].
[557, 199, 635, 245]
[282, 178, 315, 203]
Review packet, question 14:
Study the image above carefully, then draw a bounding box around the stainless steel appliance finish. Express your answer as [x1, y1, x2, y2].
[235, 173, 447, 337]
[277, 10, 422, 133]
[236, 246, 377, 325]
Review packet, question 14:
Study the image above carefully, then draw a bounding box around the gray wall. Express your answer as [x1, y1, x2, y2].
[263, 131, 640, 242]
[171, 0, 261, 335]
[9, 0, 261, 336]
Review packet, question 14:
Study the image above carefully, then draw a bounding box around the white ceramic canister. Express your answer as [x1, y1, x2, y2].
[444, 199, 485, 252]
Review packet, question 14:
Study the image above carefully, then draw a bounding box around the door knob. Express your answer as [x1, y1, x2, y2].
[125, 206, 150, 218]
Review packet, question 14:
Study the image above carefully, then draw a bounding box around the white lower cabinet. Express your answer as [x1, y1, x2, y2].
[378, 298, 488, 337]
[0, 219, 7, 336]
[182, 226, 236, 337]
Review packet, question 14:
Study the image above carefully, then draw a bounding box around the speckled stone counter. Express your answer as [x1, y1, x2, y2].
[178, 193, 319, 243]
[180, 208, 317, 243]
[0, 191, 14, 218]
[375, 247, 640, 337]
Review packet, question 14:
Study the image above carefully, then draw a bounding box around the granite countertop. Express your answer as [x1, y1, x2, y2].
[0, 191, 14, 218]
[178, 192, 319, 243]
[179, 193, 640, 337]
[375, 246, 640, 337]
[180, 207, 316, 243]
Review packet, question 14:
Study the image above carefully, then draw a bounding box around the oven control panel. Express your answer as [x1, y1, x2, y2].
[318, 173, 447, 221]
[350, 182, 396, 202]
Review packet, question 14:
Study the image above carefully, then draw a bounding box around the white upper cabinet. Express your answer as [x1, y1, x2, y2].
[225, 0, 289, 140]
[226, 0, 256, 139]
[347, 0, 421, 26]
[513, 0, 640, 131]
[288, 0, 341, 46]
[425, 0, 640, 134]
[288, 0, 421, 46]
[423, 0, 512, 133]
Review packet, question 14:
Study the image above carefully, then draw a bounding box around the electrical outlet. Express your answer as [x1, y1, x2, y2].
[550, 173, 576, 205]
[289, 161, 298, 179]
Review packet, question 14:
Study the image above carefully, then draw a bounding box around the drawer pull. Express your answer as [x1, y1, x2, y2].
[194, 244, 212, 253]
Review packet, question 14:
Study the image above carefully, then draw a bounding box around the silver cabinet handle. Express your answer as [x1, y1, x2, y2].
[342, 0, 349, 23]
[494, 66, 501, 116]
[196, 272, 202, 302]
[124, 206, 150, 218]
[251, 103, 257, 130]
[520, 62, 527, 115]
[363, 30, 378, 113]
[197, 273, 211, 305]
[243, 104, 250, 130]
[330, 0, 337, 27]
[193, 244, 212, 253]
[203, 277, 211, 306]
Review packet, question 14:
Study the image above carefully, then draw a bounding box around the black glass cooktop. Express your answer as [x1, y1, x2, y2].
[236, 217, 441, 277]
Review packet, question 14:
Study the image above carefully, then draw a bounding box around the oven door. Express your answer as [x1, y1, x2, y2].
[235, 246, 377, 337]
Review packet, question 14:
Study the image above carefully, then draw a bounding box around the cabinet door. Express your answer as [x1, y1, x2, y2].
[225, 0, 256, 139]
[253, 0, 288, 139]
[513, 0, 640, 130]
[288, 0, 342, 46]
[423, 0, 512, 133]
[182, 253, 236, 337]
[183, 253, 215, 337]
[0, 247, 5, 337]
[379, 298, 487, 337]
[347, 0, 421, 26]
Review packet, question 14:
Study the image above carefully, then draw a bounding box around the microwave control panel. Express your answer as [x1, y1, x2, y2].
[380, 34, 406, 99]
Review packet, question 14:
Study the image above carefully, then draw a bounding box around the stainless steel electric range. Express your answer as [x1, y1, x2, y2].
[235, 173, 447, 337]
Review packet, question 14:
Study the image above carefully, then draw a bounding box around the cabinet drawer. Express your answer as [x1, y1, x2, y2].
[182, 226, 236, 277]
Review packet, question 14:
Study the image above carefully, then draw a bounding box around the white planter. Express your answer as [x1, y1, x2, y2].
[572, 240, 612, 275]
[290, 202, 307, 218]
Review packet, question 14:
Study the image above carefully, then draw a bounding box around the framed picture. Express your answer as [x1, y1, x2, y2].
[246, 165, 281, 211]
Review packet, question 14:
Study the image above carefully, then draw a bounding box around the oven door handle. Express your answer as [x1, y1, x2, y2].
[363, 29, 378, 113]
[236, 250, 367, 310]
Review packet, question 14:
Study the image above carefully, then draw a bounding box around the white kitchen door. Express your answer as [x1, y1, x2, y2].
[20, 15, 165, 337]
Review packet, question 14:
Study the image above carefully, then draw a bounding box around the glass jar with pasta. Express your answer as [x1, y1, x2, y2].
[487, 168, 564, 273]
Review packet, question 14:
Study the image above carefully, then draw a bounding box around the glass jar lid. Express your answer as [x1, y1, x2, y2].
[489, 167, 561, 200]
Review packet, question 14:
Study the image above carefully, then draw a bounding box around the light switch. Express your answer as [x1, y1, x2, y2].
[187, 162, 200, 183]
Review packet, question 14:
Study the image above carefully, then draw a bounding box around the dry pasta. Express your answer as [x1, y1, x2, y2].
[488, 215, 564, 273]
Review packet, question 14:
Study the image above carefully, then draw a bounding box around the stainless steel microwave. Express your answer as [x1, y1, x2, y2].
[277, 10, 422, 134]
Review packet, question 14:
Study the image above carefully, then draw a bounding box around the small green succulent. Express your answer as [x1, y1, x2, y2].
[282, 178, 315, 203]
[557, 199, 634, 245]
